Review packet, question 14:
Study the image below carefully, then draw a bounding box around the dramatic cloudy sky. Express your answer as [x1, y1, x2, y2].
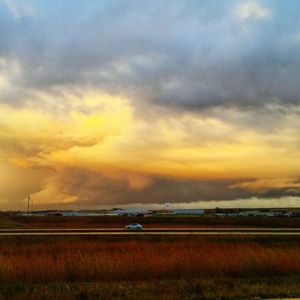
[0, 0, 300, 210]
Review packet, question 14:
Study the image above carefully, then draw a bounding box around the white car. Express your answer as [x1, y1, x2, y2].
[125, 223, 143, 231]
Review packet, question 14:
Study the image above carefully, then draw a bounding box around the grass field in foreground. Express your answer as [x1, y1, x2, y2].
[1, 277, 299, 300]
[0, 235, 299, 299]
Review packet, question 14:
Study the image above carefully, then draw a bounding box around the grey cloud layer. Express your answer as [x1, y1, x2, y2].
[1, 0, 300, 110]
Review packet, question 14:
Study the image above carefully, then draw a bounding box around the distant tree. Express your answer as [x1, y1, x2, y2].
[215, 207, 223, 213]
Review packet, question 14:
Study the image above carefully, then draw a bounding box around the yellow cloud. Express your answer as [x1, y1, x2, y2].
[0, 92, 132, 162]
[1, 91, 300, 207]
[46, 103, 300, 182]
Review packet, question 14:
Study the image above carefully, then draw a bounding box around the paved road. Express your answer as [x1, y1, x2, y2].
[0, 228, 299, 236]
[0, 232, 299, 236]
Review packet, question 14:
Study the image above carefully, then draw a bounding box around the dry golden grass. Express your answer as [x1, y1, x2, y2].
[0, 237, 299, 284]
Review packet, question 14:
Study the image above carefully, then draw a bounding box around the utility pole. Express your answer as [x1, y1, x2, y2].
[27, 195, 30, 214]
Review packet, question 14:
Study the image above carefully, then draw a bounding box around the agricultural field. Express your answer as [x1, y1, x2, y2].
[0, 235, 299, 299]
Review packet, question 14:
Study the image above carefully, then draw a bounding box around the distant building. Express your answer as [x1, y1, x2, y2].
[110, 208, 149, 216]
[172, 209, 205, 215]
[238, 210, 284, 217]
[18, 210, 80, 217]
[214, 209, 287, 217]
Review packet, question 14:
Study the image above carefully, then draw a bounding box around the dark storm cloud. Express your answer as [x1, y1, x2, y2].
[45, 168, 300, 205]
[1, 0, 300, 110]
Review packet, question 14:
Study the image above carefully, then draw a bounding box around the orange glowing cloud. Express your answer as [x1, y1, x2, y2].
[0, 91, 300, 208]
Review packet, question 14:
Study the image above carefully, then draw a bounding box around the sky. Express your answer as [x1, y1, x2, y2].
[0, 0, 300, 210]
